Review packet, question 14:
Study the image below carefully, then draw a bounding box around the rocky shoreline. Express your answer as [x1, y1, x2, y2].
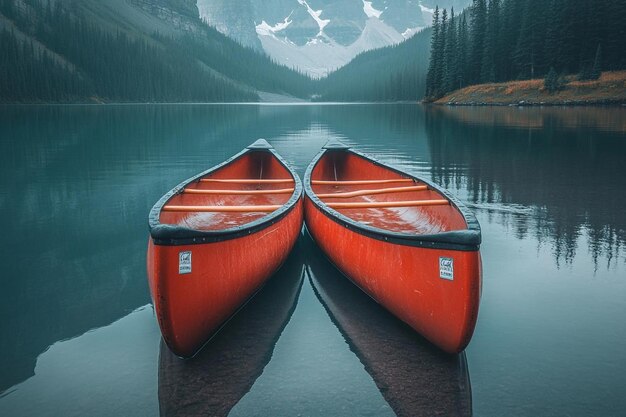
[437, 99, 626, 107]
[431, 71, 626, 107]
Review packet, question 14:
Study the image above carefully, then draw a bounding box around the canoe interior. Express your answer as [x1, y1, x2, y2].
[159, 151, 293, 231]
[311, 151, 468, 234]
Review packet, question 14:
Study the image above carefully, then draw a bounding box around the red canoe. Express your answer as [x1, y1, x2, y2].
[304, 140, 482, 353]
[147, 139, 303, 358]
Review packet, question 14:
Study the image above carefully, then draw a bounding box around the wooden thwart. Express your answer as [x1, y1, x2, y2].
[163, 205, 281, 213]
[200, 178, 294, 184]
[317, 185, 428, 199]
[312, 179, 414, 185]
[326, 199, 449, 209]
[184, 188, 294, 195]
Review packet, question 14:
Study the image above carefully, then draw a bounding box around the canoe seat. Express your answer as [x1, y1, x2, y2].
[200, 178, 294, 184]
[316, 185, 428, 199]
[184, 188, 294, 195]
[162, 205, 281, 213]
[326, 200, 449, 210]
[312, 179, 414, 185]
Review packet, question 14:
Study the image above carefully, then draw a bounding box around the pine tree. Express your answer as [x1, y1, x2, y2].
[456, 14, 469, 89]
[544, 67, 562, 93]
[469, 0, 488, 84]
[543, 0, 559, 72]
[480, 0, 499, 83]
[425, 6, 440, 98]
[605, 1, 626, 70]
[435, 8, 448, 97]
[590, 44, 602, 80]
[556, 0, 579, 74]
[443, 8, 457, 93]
[514, 0, 539, 79]
[577, 0, 601, 76]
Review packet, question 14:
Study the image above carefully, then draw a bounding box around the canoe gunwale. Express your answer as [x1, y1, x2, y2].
[303, 146, 481, 252]
[149, 143, 303, 246]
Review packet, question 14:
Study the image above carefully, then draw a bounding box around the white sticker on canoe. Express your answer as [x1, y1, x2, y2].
[439, 257, 454, 280]
[179, 251, 192, 275]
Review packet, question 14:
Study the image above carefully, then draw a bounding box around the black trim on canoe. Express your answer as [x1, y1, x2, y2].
[149, 139, 303, 246]
[303, 142, 481, 252]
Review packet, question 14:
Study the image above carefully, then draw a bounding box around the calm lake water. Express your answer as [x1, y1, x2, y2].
[0, 104, 625, 416]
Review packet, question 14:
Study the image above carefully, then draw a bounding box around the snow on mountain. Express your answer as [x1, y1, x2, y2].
[298, 0, 331, 36]
[196, 0, 471, 77]
[256, 14, 293, 37]
[259, 16, 406, 77]
[362, 1, 382, 19]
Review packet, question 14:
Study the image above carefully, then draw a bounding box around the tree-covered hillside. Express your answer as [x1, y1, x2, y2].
[0, 0, 313, 103]
[314, 26, 432, 102]
[426, 0, 626, 100]
[2, 0, 623, 104]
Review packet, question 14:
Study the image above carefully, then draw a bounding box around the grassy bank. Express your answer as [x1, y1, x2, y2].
[433, 71, 626, 106]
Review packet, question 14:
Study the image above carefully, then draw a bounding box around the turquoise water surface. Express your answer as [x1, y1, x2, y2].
[0, 104, 625, 416]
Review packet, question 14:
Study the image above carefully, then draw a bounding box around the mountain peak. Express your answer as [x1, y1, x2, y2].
[197, 0, 471, 77]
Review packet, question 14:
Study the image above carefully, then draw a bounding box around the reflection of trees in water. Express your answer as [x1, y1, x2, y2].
[425, 106, 626, 134]
[425, 106, 626, 267]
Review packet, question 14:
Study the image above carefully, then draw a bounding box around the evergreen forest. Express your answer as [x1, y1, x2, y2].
[314, 26, 432, 102]
[0, 0, 313, 103]
[1, 0, 625, 103]
[425, 0, 626, 99]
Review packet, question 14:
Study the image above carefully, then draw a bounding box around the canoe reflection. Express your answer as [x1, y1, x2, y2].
[157, 244, 304, 417]
[304, 230, 473, 417]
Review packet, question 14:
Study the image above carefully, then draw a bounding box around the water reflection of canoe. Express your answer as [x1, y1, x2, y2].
[305, 232, 472, 416]
[147, 139, 303, 357]
[158, 245, 304, 417]
[304, 140, 482, 353]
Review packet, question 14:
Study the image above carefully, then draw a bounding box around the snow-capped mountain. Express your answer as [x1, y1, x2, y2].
[197, 0, 470, 77]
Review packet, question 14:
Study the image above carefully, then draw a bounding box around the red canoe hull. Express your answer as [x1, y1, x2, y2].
[303, 143, 482, 353]
[305, 198, 480, 353]
[147, 140, 303, 357]
[147, 203, 302, 358]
